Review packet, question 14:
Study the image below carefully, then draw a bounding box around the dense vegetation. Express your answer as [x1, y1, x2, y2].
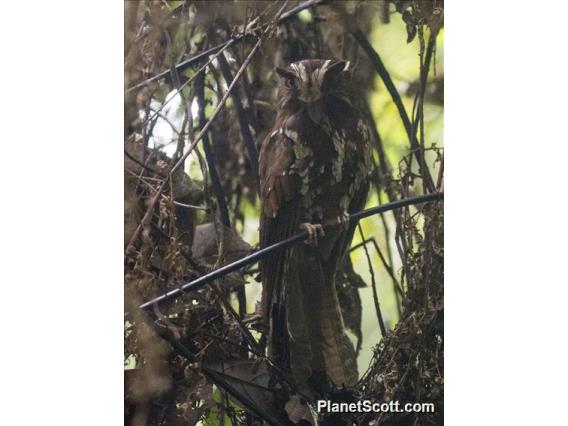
[124, 1, 444, 424]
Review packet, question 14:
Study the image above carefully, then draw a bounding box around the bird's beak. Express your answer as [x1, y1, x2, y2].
[306, 99, 324, 124]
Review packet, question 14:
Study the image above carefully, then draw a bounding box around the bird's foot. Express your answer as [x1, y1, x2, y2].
[336, 212, 350, 231]
[300, 222, 325, 246]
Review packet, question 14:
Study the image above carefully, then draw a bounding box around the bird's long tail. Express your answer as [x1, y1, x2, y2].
[285, 244, 358, 389]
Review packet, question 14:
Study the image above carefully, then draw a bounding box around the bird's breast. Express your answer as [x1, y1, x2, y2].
[289, 117, 371, 223]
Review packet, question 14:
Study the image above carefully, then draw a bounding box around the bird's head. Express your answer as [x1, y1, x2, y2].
[276, 59, 352, 123]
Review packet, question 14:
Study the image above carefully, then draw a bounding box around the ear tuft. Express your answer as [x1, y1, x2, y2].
[324, 60, 350, 80]
[276, 66, 296, 80]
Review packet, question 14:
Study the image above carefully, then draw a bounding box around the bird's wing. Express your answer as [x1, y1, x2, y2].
[258, 129, 302, 324]
[327, 117, 373, 268]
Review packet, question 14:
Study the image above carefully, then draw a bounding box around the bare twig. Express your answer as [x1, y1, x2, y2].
[408, 29, 437, 194]
[126, 41, 234, 94]
[357, 223, 387, 336]
[124, 149, 164, 178]
[195, 71, 231, 228]
[126, 40, 236, 144]
[173, 201, 207, 211]
[352, 28, 436, 193]
[197, 51, 249, 322]
[350, 237, 403, 298]
[217, 52, 259, 181]
[377, 193, 403, 316]
[125, 0, 327, 93]
[125, 37, 265, 253]
[209, 284, 260, 354]
[351, 29, 412, 141]
[361, 100, 404, 315]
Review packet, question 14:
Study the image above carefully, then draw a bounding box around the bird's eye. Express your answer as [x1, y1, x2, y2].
[285, 78, 298, 89]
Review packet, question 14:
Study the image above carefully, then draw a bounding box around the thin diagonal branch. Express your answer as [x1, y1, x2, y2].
[134, 308, 288, 426]
[195, 71, 231, 227]
[217, 52, 259, 180]
[357, 223, 387, 337]
[125, 0, 327, 93]
[125, 36, 265, 253]
[210, 283, 260, 354]
[351, 29, 412, 141]
[131, 193, 443, 313]
[361, 99, 404, 316]
[126, 39, 235, 144]
[411, 32, 437, 193]
[350, 237, 403, 298]
[196, 66, 249, 322]
[352, 28, 436, 192]
[126, 41, 234, 93]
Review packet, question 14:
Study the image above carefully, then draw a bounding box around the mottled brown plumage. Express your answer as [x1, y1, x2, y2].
[259, 59, 373, 393]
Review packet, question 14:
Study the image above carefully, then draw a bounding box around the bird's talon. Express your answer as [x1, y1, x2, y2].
[337, 213, 350, 231]
[300, 223, 325, 246]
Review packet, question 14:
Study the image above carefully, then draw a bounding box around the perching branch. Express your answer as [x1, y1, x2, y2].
[132, 192, 443, 313]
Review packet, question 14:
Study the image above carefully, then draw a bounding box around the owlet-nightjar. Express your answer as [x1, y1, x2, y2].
[259, 59, 373, 392]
